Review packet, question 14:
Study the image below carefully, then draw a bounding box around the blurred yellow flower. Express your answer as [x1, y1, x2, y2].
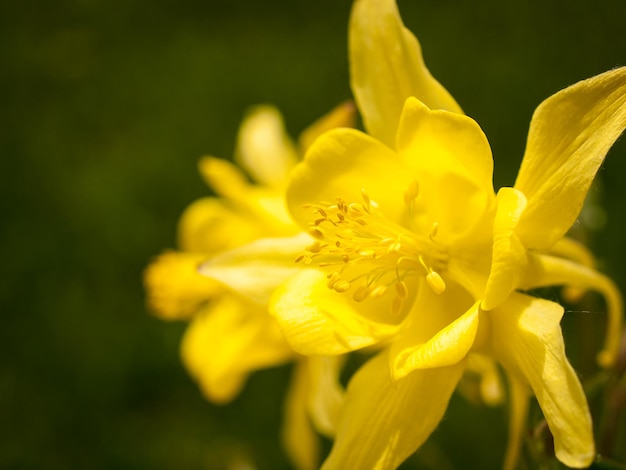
[265, 0, 626, 468]
[144, 103, 354, 469]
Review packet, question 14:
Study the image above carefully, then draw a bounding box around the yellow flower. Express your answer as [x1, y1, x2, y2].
[144, 103, 353, 470]
[267, 0, 626, 468]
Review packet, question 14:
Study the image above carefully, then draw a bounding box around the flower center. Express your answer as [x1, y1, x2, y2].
[295, 184, 449, 315]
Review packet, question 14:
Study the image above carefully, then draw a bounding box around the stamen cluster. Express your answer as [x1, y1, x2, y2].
[295, 187, 448, 316]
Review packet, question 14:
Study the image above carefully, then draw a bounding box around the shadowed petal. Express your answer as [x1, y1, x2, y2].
[395, 97, 495, 243]
[306, 356, 344, 437]
[490, 293, 595, 468]
[322, 351, 464, 469]
[503, 372, 530, 470]
[181, 296, 293, 404]
[282, 360, 320, 470]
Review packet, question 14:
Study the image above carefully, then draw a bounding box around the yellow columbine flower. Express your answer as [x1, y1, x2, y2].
[144, 103, 353, 470]
[267, 0, 626, 468]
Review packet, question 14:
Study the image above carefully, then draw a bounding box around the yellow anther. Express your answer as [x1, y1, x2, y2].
[333, 279, 351, 293]
[310, 228, 324, 239]
[391, 296, 404, 315]
[426, 271, 446, 294]
[294, 254, 305, 263]
[327, 272, 341, 289]
[429, 222, 439, 239]
[352, 285, 370, 302]
[307, 242, 322, 254]
[395, 281, 409, 299]
[403, 180, 420, 205]
[370, 285, 388, 298]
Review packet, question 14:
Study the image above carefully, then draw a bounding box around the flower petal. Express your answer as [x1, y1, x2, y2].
[395, 97, 495, 242]
[503, 372, 530, 470]
[177, 197, 261, 253]
[287, 128, 414, 227]
[482, 187, 528, 311]
[391, 281, 480, 379]
[270, 269, 398, 356]
[199, 157, 297, 235]
[282, 360, 320, 470]
[349, 0, 462, 147]
[322, 351, 465, 470]
[489, 293, 595, 468]
[393, 303, 478, 378]
[514, 67, 626, 249]
[299, 101, 357, 153]
[521, 253, 623, 368]
[199, 233, 312, 305]
[181, 295, 293, 404]
[235, 105, 298, 187]
[305, 356, 345, 437]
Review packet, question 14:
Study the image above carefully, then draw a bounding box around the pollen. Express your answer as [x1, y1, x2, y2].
[297, 186, 449, 317]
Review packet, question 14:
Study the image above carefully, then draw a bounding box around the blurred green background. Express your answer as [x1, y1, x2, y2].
[1, 0, 625, 468]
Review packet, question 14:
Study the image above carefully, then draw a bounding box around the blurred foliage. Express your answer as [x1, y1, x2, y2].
[1, 0, 625, 468]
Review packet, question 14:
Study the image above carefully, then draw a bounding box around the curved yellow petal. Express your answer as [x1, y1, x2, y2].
[180, 295, 293, 404]
[270, 269, 399, 356]
[547, 237, 595, 268]
[235, 105, 298, 188]
[395, 97, 495, 243]
[482, 187, 528, 311]
[349, 0, 462, 147]
[521, 253, 623, 368]
[503, 372, 530, 470]
[489, 293, 595, 468]
[546, 237, 596, 303]
[199, 156, 250, 200]
[287, 128, 414, 227]
[177, 197, 261, 253]
[299, 101, 357, 154]
[143, 250, 219, 319]
[200, 233, 311, 305]
[199, 157, 297, 235]
[305, 356, 344, 437]
[322, 351, 465, 470]
[393, 300, 480, 379]
[282, 360, 320, 470]
[515, 67, 626, 249]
